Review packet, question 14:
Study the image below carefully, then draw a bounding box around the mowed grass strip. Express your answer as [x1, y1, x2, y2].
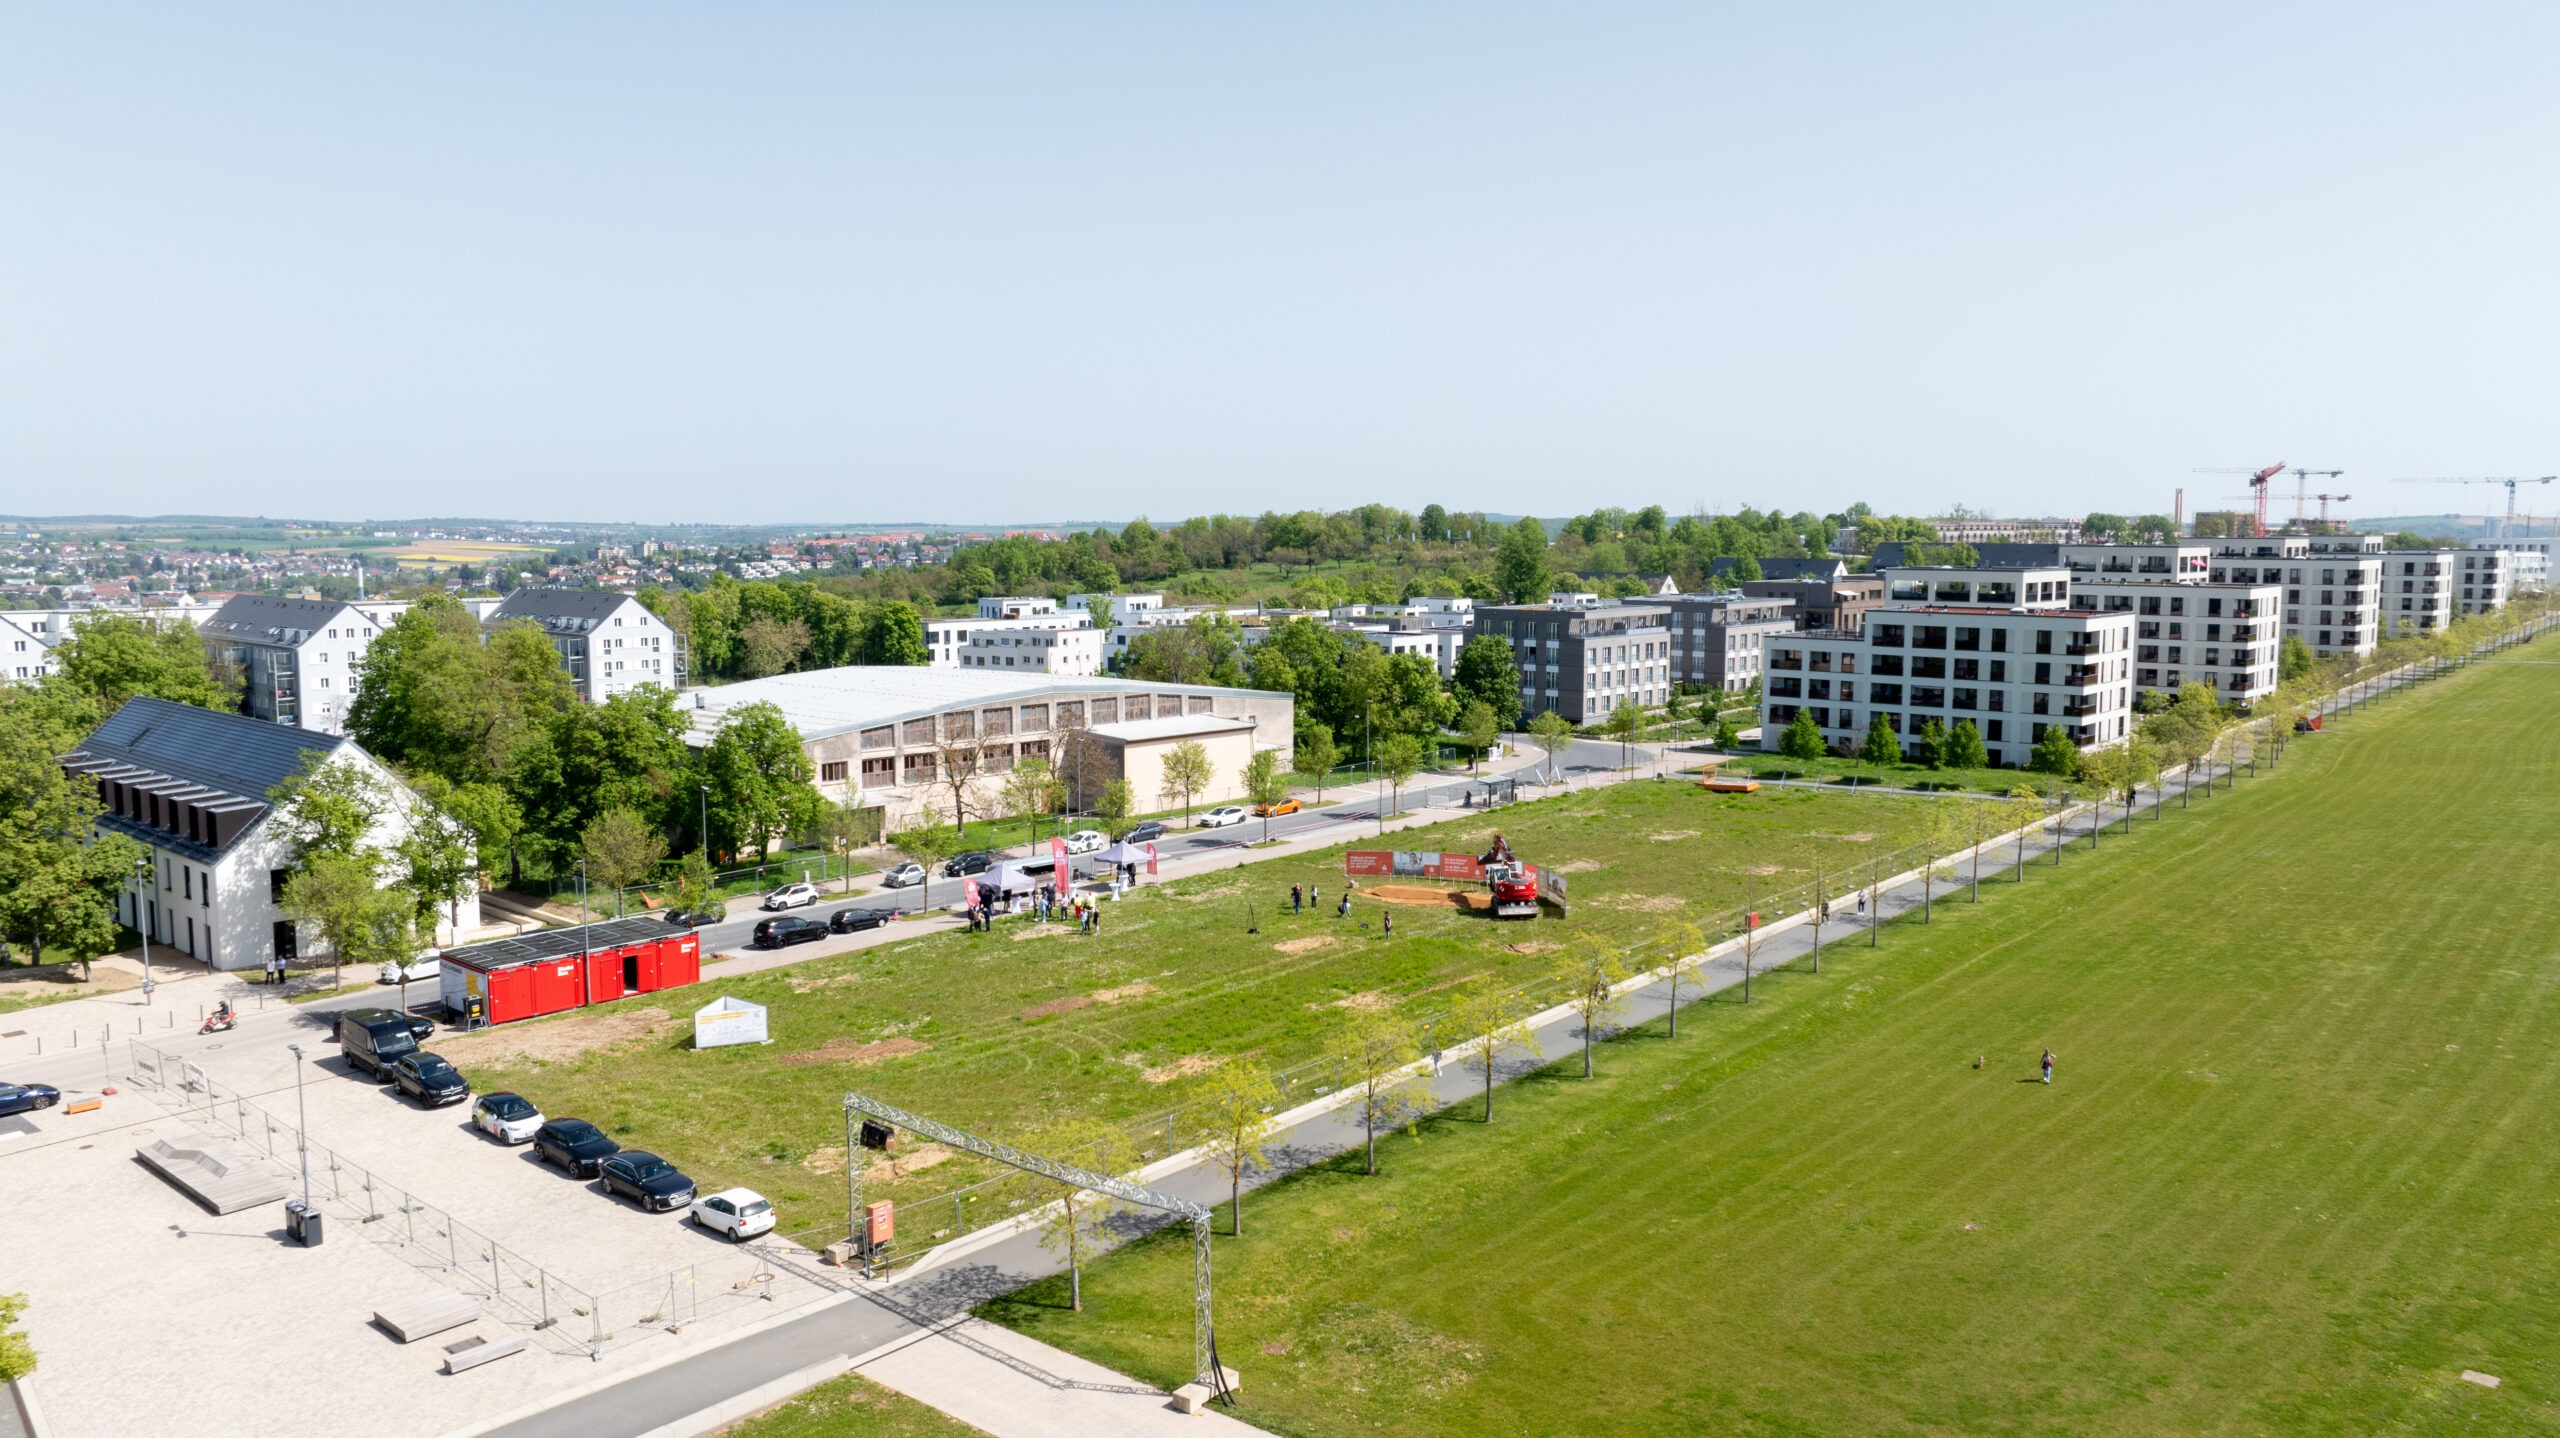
[711, 1372, 985, 1437]
[979, 642, 2560, 1436]
[459, 781, 1936, 1232]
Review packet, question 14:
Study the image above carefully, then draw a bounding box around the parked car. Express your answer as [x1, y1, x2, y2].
[880, 861, 927, 889]
[752, 916, 828, 949]
[390, 1053, 470, 1107]
[472, 1092, 544, 1144]
[941, 851, 996, 878]
[689, 1187, 777, 1242]
[598, 1150, 697, 1212]
[665, 906, 721, 928]
[1124, 821, 1167, 844]
[0, 1081, 61, 1117]
[761, 882, 820, 910]
[1254, 798, 1302, 818]
[533, 1118, 622, 1177]
[338, 1008, 421, 1081]
[377, 954, 443, 986]
[827, 906, 896, 934]
[1199, 806, 1250, 828]
[1062, 829, 1108, 855]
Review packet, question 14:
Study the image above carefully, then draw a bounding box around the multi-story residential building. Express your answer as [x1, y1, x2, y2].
[926, 612, 1095, 667]
[60, 697, 481, 972]
[2483, 538, 2551, 594]
[958, 625, 1105, 675]
[2071, 578, 2282, 708]
[2207, 533, 2381, 659]
[683, 667, 1292, 832]
[199, 595, 413, 735]
[2060, 542, 2211, 581]
[1743, 575, 1885, 633]
[1, 611, 56, 683]
[1470, 601, 1675, 724]
[2377, 549, 2511, 634]
[488, 589, 680, 702]
[1662, 592, 1796, 692]
[2453, 548, 2511, 617]
[1708, 557, 1849, 585]
[1927, 517, 2085, 545]
[1759, 566, 2135, 766]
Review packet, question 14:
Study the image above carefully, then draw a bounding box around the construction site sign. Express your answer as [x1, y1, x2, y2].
[1346, 850, 1487, 881]
[1535, 864, 1570, 913]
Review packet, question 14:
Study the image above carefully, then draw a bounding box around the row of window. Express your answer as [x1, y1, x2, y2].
[856, 695, 1208, 749]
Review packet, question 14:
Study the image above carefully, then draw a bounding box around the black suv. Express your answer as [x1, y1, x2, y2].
[534, 1118, 622, 1177]
[598, 1150, 696, 1211]
[752, 916, 827, 949]
[1124, 821, 1167, 844]
[338, 1008, 421, 1081]
[828, 907, 895, 934]
[390, 1052, 470, 1107]
[942, 850, 995, 877]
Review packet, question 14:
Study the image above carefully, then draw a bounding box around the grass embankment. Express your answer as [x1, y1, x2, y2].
[981, 639, 2560, 1435]
[714, 1373, 984, 1437]
[1718, 749, 2043, 795]
[459, 781, 1936, 1235]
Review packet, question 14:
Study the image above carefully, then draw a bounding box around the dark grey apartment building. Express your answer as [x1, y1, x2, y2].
[1470, 602, 1672, 724]
[1742, 575, 1884, 633]
[1662, 593, 1797, 692]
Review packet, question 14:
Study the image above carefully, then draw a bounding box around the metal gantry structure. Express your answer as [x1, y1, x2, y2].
[841, 1090, 1227, 1396]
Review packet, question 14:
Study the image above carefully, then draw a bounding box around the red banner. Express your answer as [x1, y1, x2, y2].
[1345, 851, 1489, 880]
[1145, 842, 1159, 876]
[1050, 837, 1070, 897]
[1345, 851, 1394, 877]
[962, 876, 981, 909]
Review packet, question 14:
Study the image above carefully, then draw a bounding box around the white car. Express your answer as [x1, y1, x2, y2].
[880, 862, 926, 889]
[1199, 806, 1250, 828]
[689, 1187, 776, 1242]
[761, 883, 820, 911]
[471, 1092, 544, 1145]
[1063, 829, 1109, 855]
[378, 953, 442, 986]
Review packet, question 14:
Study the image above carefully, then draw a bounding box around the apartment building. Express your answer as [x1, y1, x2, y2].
[2072, 579, 2282, 707]
[1, 611, 55, 683]
[488, 588, 680, 702]
[1759, 566, 2135, 765]
[61, 697, 480, 972]
[1333, 597, 1475, 677]
[2207, 534, 2381, 659]
[1470, 601, 1675, 724]
[1662, 592, 1796, 692]
[2453, 548, 2511, 617]
[1742, 575, 1884, 633]
[199, 595, 414, 735]
[926, 612, 1094, 667]
[958, 624, 1105, 675]
[2483, 538, 2551, 594]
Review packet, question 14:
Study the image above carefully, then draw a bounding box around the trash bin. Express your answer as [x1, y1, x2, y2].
[286, 1198, 324, 1247]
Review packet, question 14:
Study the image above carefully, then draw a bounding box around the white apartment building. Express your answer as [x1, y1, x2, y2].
[2483, 538, 2551, 595]
[1663, 592, 1796, 693]
[2060, 542, 2211, 581]
[2453, 548, 2512, 617]
[1, 611, 56, 683]
[958, 624, 1105, 676]
[2072, 578, 2282, 708]
[1929, 517, 2085, 545]
[1065, 592, 1167, 625]
[62, 697, 480, 972]
[977, 595, 1058, 619]
[2379, 549, 2512, 635]
[488, 588, 680, 702]
[926, 613, 1097, 667]
[199, 595, 415, 735]
[2208, 534, 2382, 659]
[1760, 566, 2136, 766]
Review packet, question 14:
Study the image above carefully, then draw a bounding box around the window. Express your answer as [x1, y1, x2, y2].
[271, 868, 292, 902]
[819, 761, 848, 782]
[902, 753, 937, 781]
[903, 719, 936, 746]
[861, 726, 894, 750]
[860, 756, 896, 788]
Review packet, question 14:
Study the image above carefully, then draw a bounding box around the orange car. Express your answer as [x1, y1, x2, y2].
[1254, 797, 1303, 817]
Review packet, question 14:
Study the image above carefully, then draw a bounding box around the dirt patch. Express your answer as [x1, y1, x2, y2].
[1743, 864, 1789, 876]
[437, 1007, 673, 1066]
[779, 1035, 930, 1067]
[863, 1142, 956, 1180]
[786, 973, 862, 994]
[1170, 884, 1242, 903]
[1141, 1054, 1225, 1084]
[1648, 830, 1700, 842]
[0, 963, 139, 1003]
[1504, 940, 1561, 956]
[1552, 859, 1606, 874]
[1016, 981, 1158, 1020]
[1409, 971, 1487, 998]
[1367, 884, 1474, 909]
[801, 1146, 847, 1175]
[1273, 936, 1338, 956]
[1327, 991, 1389, 1012]
[1593, 894, 1686, 913]
[1009, 925, 1070, 942]
[1821, 832, 1879, 843]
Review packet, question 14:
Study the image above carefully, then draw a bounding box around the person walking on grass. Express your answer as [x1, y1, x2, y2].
[1338, 891, 1352, 919]
[1382, 909, 1393, 939]
[1292, 883, 1303, 916]
[2041, 1048, 2055, 1084]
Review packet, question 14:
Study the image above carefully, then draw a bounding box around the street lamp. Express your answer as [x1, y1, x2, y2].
[134, 854, 154, 1004]
[286, 1042, 313, 1207]
[698, 784, 711, 861]
[575, 861, 593, 1007]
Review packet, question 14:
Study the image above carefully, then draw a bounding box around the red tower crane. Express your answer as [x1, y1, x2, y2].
[2193, 463, 2287, 537]
[2315, 493, 2351, 524]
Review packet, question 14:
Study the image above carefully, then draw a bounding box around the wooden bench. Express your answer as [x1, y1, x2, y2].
[374, 1290, 482, 1344]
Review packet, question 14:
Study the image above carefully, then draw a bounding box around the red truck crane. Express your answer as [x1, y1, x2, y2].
[1479, 834, 1541, 920]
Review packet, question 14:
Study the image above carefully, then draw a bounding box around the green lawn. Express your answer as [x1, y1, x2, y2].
[457, 780, 1938, 1236]
[712, 1372, 983, 1437]
[1718, 749, 2048, 795]
[980, 638, 2560, 1435]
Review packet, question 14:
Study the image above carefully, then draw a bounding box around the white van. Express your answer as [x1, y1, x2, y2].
[379, 953, 443, 986]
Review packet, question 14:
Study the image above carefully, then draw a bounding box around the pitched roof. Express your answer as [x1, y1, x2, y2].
[66, 696, 345, 804]
[491, 588, 641, 630]
[199, 594, 359, 644]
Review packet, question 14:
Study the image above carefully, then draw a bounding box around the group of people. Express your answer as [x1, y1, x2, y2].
[1289, 880, 1384, 932]
[965, 883, 1108, 935]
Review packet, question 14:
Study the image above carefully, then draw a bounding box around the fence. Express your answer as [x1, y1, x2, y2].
[124, 1042, 826, 1357]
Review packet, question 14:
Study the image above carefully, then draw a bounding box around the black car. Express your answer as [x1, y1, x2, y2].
[389, 1052, 470, 1107]
[0, 1081, 61, 1117]
[827, 906, 896, 934]
[338, 1008, 421, 1081]
[533, 1118, 622, 1177]
[1124, 821, 1167, 844]
[598, 1150, 696, 1211]
[942, 850, 995, 877]
[752, 916, 828, 949]
[665, 907, 719, 928]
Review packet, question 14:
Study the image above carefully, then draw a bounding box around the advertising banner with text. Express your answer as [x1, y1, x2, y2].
[1345, 851, 1488, 881]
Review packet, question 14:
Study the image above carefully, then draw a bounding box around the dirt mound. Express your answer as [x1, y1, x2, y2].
[438, 1007, 672, 1066]
[1367, 884, 1480, 909]
[1273, 936, 1338, 955]
[1016, 981, 1158, 1020]
[780, 1036, 930, 1067]
[863, 1142, 955, 1180]
[1141, 1054, 1224, 1084]
[1504, 940, 1560, 955]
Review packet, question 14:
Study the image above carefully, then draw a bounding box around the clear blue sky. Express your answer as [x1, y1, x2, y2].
[5, 4, 2555, 527]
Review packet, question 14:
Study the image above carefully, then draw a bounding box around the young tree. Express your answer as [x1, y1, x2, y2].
[1244, 747, 1289, 843]
[1911, 718, 1948, 770]
[1495, 516, 1551, 604]
[930, 725, 992, 838]
[2279, 633, 2316, 682]
[1293, 724, 1340, 802]
[1340, 1007, 1427, 1176]
[1445, 982, 1542, 1122]
[1158, 738, 1213, 827]
[812, 797, 881, 889]
[665, 850, 716, 918]
[1714, 708, 1744, 751]
[1528, 709, 1575, 782]
[1563, 938, 1633, 1078]
[1942, 718, 1989, 771]
[1001, 757, 1064, 834]
[1375, 732, 1425, 816]
[1780, 707, 1826, 761]
[580, 806, 666, 918]
[1024, 1117, 1137, 1311]
[1602, 699, 1646, 771]
[891, 823, 960, 909]
[1657, 921, 1708, 1038]
[1458, 699, 1501, 773]
[1450, 633, 1523, 732]
[2027, 723, 2082, 777]
[279, 854, 413, 989]
[1094, 779, 1136, 838]
[1189, 1063, 1282, 1235]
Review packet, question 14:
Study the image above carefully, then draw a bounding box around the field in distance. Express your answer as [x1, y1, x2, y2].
[983, 638, 2560, 1435]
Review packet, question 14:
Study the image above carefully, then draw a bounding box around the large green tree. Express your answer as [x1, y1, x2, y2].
[692, 701, 825, 860]
[511, 686, 693, 868]
[1496, 517, 1552, 604]
[347, 596, 574, 787]
[50, 614, 232, 716]
[0, 690, 146, 969]
[1451, 633, 1522, 731]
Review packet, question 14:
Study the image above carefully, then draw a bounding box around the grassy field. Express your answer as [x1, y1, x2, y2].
[1718, 749, 2048, 795]
[454, 780, 1938, 1235]
[714, 1373, 983, 1437]
[980, 639, 2560, 1435]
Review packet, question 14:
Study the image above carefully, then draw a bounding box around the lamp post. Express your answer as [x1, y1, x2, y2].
[576, 861, 593, 1007]
[135, 854, 154, 1004]
[286, 1042, 313, 1207]
[698, 784, 712, 863]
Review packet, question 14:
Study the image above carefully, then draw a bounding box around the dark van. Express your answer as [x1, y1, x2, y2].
[339, 1007, 421, 1081]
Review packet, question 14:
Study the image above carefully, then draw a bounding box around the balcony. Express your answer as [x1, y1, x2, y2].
[2063, 640, 2100, 657]
[1910, 687, 1947, 708]
[2062, 699, 2100, 718]
[2064, 667, 2102, 687]
[1909, 657, 1948, 679]
[1768, 678, 1803, 698]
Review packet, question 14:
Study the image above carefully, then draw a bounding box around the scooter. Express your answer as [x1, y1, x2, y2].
[200, 1004, 236, 1036]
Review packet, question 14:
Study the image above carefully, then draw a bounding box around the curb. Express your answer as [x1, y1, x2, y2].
[632, 1354, 853, 1438]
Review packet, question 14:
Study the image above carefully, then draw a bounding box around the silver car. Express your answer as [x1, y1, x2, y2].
[880, 862, 927, 889]
[761, 882, 820, 910]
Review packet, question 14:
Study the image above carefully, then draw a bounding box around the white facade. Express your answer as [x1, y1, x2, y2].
[1065, 592, 1166, 625]
[201, 595, 414, 736]
[2379, 549, 2511, 634]
[1, 611, 57, 683]
[2209, 534, 2382, 659]
[2072, 577, 2283, 708]
[928, 612, 1096, 667]
[1761, 566, 2136, 765]
[2483, 538, 2551, 594]
[958, 624, 1104, 676]
[977, 595, 1059, 619]
[488, 589, 679, 702]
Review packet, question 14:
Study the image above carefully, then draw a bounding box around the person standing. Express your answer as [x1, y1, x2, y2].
[1310, 884, 1320, 912]
[1337, 891, 1352, 918]
[2041, 1048, 2055, 1084]
[1382, 909, 1393, 939]
[1291, 884, 1303, 916]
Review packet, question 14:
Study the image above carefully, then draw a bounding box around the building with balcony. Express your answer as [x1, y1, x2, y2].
[926, 612, 1097, 667]
[957, 624, 1105, 676]
[2380, 549, 2513, 635]
[2072, 578, 2282, 708]
[487, 588, 681, 702]
[1758, 565, 2136, 765]
[199, 595, 415, 735]
[2208, 534, 2382, 659]
[1742, 574, 1884, 633]
[1470, 601, 1675, 724]
[2482, 538, 2550, 595]
[1662, 592, 1797, 692]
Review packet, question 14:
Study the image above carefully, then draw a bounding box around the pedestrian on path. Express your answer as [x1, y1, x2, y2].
[1093, 903, 1105, 934]
[1857, 893, 1867, 916]
[2041, 1048, 2055, 1084]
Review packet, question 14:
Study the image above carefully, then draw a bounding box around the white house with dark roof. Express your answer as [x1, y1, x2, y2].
[199, 594, 414, 735]
[1, 610, 56, 683]
[488, 588, 680, 702]
[60, 697, 480, 972]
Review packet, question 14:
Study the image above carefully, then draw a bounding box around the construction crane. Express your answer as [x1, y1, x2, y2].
[2391, 476, 2558, 536]
[2194, 463, 2287, 537]
[2287, 468, 2344, 524]
[2314, 493, 2351, 524]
